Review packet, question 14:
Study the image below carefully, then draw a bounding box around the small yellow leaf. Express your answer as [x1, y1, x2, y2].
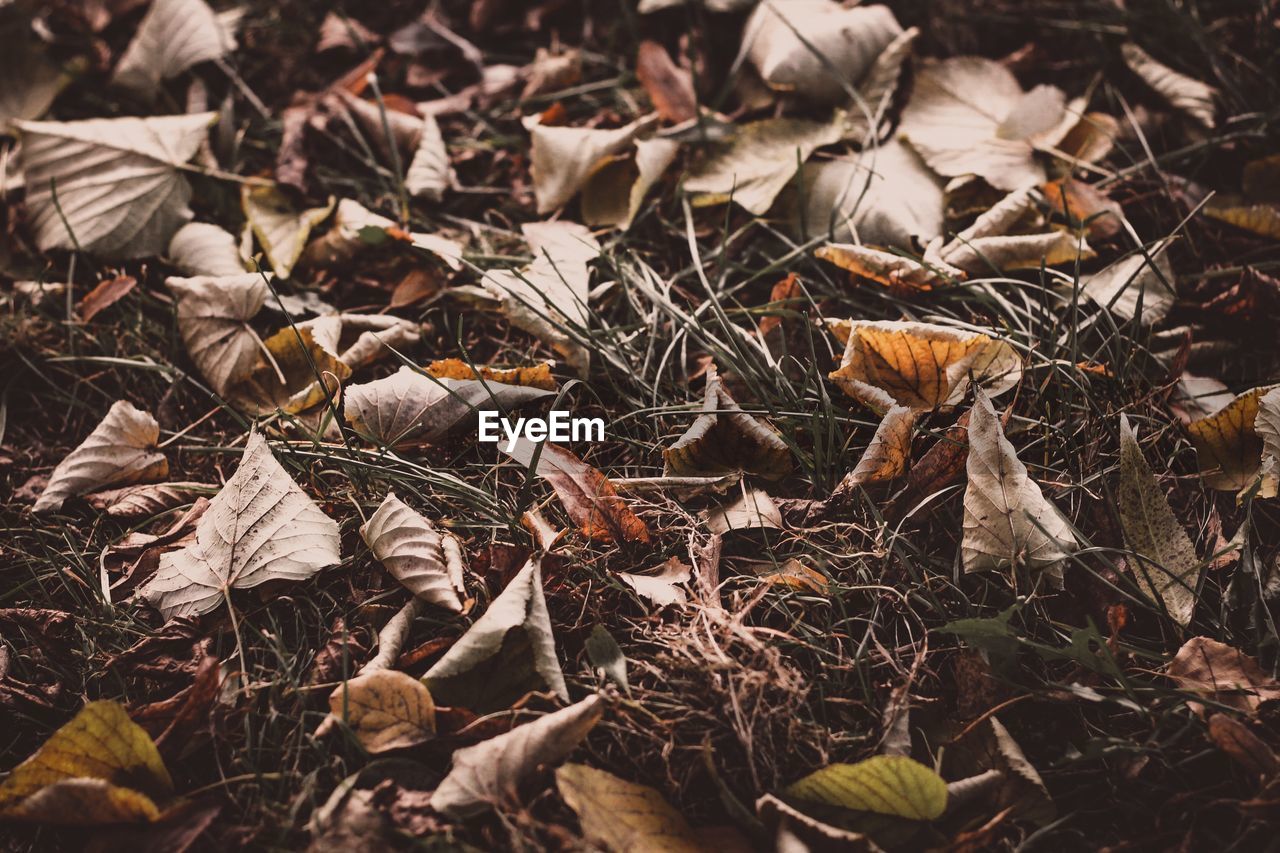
[1186, 385, 1279, 492]
[426, 358, 558, 391]
[233, 321, 351, 415]
[0, 700, 173, 825]
[557, 764, 706, 853]
[785, 755, 947, 821]
[329, 670, 437, 754]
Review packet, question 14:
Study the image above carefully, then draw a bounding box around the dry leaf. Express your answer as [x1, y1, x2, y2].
[302, 199, 464, 270]
[745, 558, 830, 594]
[617, 558, 691, 609]
[16, 113, 216, 257]
[704, 486, 782, 534]
[0, 701, 173, 825]
[827, 319, 1022, 413]
[635, 41, 696, 124]
[838, 26, 919, 142]
[112, 0, 239, 98]
[1166, 636, 1280, 715]
[1122, 43, 1216, 130]
[504, 440, 652, 545]
[138, 433, 341, 620]
[78, 275, 137, 322]
[242, 185, 335, 279]
[742, 0, 903, 106]
[233, 320, 350, 415]
[526, 114, 658, 214]
[1081, 241, 1175, 325]
[580, 137, 679, 230]
[1203, 200, 1280, 240]
[0, 32, 68, 134]
[962, 388, 1077, 583]
[360, 491, 465, 612]
[1207, 713, 1279, 779]
[1118, 415, 1201, 625]
[1041, 176, 1123, 241]
[344, 365, 554, 446]
[166, 222, 245, 276]
[33, 401, 168, 513]
[327, 670, 436, 754]
[85, 482, 214, 519]
[426, 359, 557, 391]
[423, 556, 568, 710]
[758, 793, 884, 852]
[521, 47, 583, 99]
[1185, 385, 1279, 493]
[785, 755, 948, 821]
[1256, 388, 1280, 499]
[663, 366, 792, 481]
[931, 186, 1094, 273]
[167, 273, 268, 398]
[557, 764, 705, 853]
[429, 694, 603, 818]
[404, 113, 451, 201]
[817, 243, 961, 292]
[836, 405, 916, 492]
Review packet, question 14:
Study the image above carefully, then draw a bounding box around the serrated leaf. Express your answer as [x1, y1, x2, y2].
[167, 273, 267, 397]
[0, 701, 172, 825]
[16, 113, 216, 257]
[111, 0, 238, 98]
[1185, 385, 1279, 492]
[242, 185, 334, 279]
[1121, 43, 1216, 130]
[663, 366, 792, 481]
[557, 764, 705, 853]
[360, 491, 465, 612]
[429, 694, 602, 818]
[404, 113, 451, 201]
[1117, 415, 1201, 625]
[166, 222, 245, 276]
[33, 401, 168, 513]
[138, 432, 341, 620]
[785, 755, 947, 821]
[962, 388, 1077, 581]
[424, 556, 567, 711]
[328, 669, 436, 754]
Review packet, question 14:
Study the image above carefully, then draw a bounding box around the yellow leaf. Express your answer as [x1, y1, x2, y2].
[1203, 201, 1280, 240]
[329, 670, 437, 754]
[785, 755, 947, 821]
[836, 405, 916, 491]
[0, 700, 173, 825]
[426, 358, 558, 391]
[241, 184, 335, 279]
[233, 320, 351, 415]
[747, 558, 830, 594]
[557, 764, 707, 853]
[1186, 385, 1279, 492]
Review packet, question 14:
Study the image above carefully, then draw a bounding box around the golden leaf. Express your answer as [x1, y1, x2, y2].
[1185, 385, 1279, 492]
[557, 764, 706, 853]
[426, 358, 558, 391]
[328, 670, 436, 754]
[785, 755, 947, 821]
[835, 405, 916, 493]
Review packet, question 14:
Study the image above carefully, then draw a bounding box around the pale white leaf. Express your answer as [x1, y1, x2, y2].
[84, 481, 215, 519]
[1122, 43, 1216, 130]
[581, 137, 679, 230]
[1257, 388, 1280, 499]
[303, 198, 464, 271]
[1081, 241, 1175, 325]
[166, 222, 246, 276]
[617, 558, 691, 609]
[404, 113, 451, 201]
[112, 0, 239, 98]
[16, 113, 216, 257]
[525, 114, 657, 213]
[167, 273, 267, 397]
[33, 401, 168, 513]
[360, 491, 465, 612]
[139, 432, 341, 619]
[704, 486, 783, 534]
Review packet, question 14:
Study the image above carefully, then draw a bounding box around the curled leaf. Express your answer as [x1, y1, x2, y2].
[617, 558, 691, 609]
[167, 273, 268, 398]
[1122, 43, 1216, 129]
[85, 481, 215, 519]
[526, 114, 657, 214]
[112, 0, 239, 98]
[360, 491, 465, 612]
[404, 113, 451, 201]
[836, 405, 916, 492]
[1167, 636, 1280, 715]
[1081, 241, 1175, 325]
[166, 222, 245, 276]
[663, 366, 791, 481]
[1185, 385, 1279, 493]
[242, 185, 335, 279]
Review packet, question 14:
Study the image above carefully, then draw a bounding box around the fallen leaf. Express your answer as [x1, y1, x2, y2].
[580, 137, 679, 229]
[1121, 43, 1216, 130]
[111, 0, 239, 98]
[1041, 176, 1123, 241]
[504, 440, 652, 545]
[1081, 241, 1175, 325]
[232, 320, 350, 415]
[1207, 713, 1279, 779]
[0, 31, 68, 134]
[521, 47, 583, 99]
[1166, 636, 1280, 715]
[836, 405, 916, 493]
[757, 793, 884, 852]
[635, 41, 696, 124]
[0, 700, 173, 825]
[302, 199, 464, 271]
[1256, 388, 1280, 498]
[742, 0, 904, 106]
[817, 243, 961, 291]
[242, 185, 335, 279]
[838, 26, 919, 143]
[557, 763, 705, 852]
[16, 113, 216, 257]
[585, 625, 629, 695]
[827, 319, 1022, 413]
[429, 693, 603, 818]
[138, 432, 341, 620]
[617, 558, 691, 609]
[426, 359, 558, 391]
[167, 273, 268, 398]
[328, 670, 436, 754]
[785, 755, 948, 821]
[345, 365, 554, 446]
[744, 558, 830, 594]
[33, 401, 168, 514]
[423, 556, 568, 710]
[315, 12, 378, 53]
[404, 113, 451, 201]
[78, 275, 137, 322]
[85, 482, 215, 519]
[663, 366, 792, 481]
[166, 222, 245, 276]
[703, 486, 782, 534]
[526, 114, 658, 214]
[360, 491, 465, 612]
[1185, 385, 1279, 493]
[1117, 415, 1201, 625]
[962, 388, 1077, 583]
[931, 186, 1093, 273]
[1203, 200, 1280, 240]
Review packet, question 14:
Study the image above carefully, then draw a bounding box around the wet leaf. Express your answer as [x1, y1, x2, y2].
[1166, 636, 1280, 715]
[112, 0, 239, 98]
[1185, 385, 1279, 493]
[242, 185, 335, 279]
[138, 433, 341, 620]
[430, 694, 603, 818]
[962, 388, 1077, 583]
[328, 670, 436, 754]
[167, 273, 268, 397]
[557, 764, 705, 852]
[785, 755, 948, 821]
[1122, 43, 1216, 129]
[663, 366, 792, 481]
[34, 401, 168, 513]
[360, 491, 465, 612]
[1117, 415, 1201, 625]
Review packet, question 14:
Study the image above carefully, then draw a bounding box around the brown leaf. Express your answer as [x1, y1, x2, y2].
[1167, 636, 1280, 715]
[663, 366, 792, 480]
[1041, 177, 1123, 241]
[636, 41, 696, 124]
[1207, 713, 1279, 779]
[426, 358, 558, 391]
[78, 275, 137, 322]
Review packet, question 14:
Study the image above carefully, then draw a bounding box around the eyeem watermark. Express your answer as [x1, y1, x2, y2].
[478, 410, 605, 452]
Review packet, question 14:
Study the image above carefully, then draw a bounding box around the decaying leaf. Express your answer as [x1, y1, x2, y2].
[504, 440, 652, 545]
[77, 276, 136, 324]
[138, 432, 341, 620]
[827, 320, 1022, 413]
[112, 0, 239, 98]
[742, 0, 903, 106]
[817, 243, 962, 291]
[1081, 241, 1175, 325]
[33, 401, 168, 513]
[526, 113, 658, 214]
[404, 113, 451, 201]
[704, 486, 782, 534]
[580, 137, 680, 230]
[1185, 385, 1279, 493]
[962, 388, 1077, 583]
[360, 491, 465, 612]
[635, 41, 696, 124]
[557, 764, 705, 853]
[1166, 636, 1280, 715]
[1203, 200, 1280, 240]
[426, 358, 557, 391]
[423, 556, 568, 710]
[1207, 713, 1280, 779]
[899, 57, 1079, 190]
[242, 185, 335, 279]
[1121, 43, 1216, 130]
[302, 199, 464, 271]
[327, 669, 436, 754]
[743, 558, 830, 594]
[167, 222, 245, 276]
[430, 693, 603, 818]
[785, 755, 948, 821]
[617, 558, 691, 609]
[16, 113, 216, 257]
[1117, 415, 1201, 625]
[344, 365, 554, 446]
[757, 793, 884, 852]
[233, 320, 350, 415]
[0, 701, 173, 825]
[835, 405, 916, 493]
[167, 273, 267, 397]
[663, 366, 791, 481]
[85, 482, 215, 519]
